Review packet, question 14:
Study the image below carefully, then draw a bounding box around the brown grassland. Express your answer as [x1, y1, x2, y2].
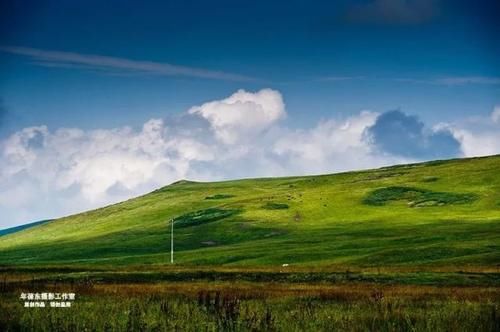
[1, 266, 499, 331]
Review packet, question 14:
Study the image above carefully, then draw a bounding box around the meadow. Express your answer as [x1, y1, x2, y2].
[0, 155, 499, 268]
[0, 155, 499, 330]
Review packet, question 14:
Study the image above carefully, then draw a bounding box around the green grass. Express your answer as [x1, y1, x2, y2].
[0, 155, 499, 268]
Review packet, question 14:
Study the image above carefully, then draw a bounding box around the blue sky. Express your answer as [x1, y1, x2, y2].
[1, 0, 499, 132]
[0, 0, 499, 227]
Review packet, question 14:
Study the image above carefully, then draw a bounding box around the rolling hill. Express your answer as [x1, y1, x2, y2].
[0, 155, 499, 268]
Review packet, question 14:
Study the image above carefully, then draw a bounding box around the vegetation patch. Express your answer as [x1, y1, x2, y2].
[262, 202, 289, 210]
[205, 194, 235, 200]
[363, 186, 477, 207]
[173, 208, 241, 228]
[421, 176, 439, 182]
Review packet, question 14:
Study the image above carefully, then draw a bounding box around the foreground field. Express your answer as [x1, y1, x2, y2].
[1, 269, 499, 332]
[1, 155, 499, 268]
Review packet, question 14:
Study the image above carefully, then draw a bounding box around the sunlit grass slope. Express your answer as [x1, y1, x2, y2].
[1, 155, 499, 268]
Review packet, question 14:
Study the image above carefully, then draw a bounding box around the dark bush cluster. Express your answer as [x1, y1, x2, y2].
[173, 208, 241, 228]
[262, 202, 289, 210]
[205, 194, 235, 200]
[363, 186, 477, 207]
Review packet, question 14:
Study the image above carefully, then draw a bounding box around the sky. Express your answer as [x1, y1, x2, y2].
[0, 0, 499, 228]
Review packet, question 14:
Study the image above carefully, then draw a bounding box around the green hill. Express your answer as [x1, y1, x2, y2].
[1, 155, 499, 268]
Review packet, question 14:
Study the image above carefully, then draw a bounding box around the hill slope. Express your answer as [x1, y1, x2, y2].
[1, 155, 499, 268]
[0, 220, 52, 237]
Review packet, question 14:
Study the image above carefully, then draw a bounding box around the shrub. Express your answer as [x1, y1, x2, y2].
[422, 176, 439, 182]
[173, 208, 241, 228]
[363, 186, 477, 207]
[262, 202, 289, 210]
[205, 194, 235, 200]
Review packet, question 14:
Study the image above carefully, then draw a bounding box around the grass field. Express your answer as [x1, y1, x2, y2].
[1, 270, 499, 331]
[0, 155, 499, 268]
[1, 155, 499, 331]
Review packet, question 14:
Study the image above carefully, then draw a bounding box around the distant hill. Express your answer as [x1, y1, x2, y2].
[0, 220, 52, 237]
[0, 155, 499, 268]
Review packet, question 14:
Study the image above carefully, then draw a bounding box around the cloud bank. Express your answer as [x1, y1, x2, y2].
[1, 90, 498, 227]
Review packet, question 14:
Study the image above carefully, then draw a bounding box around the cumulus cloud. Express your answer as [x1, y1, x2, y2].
[272, 111, 410, 173]
[451, 129, 500, 157]
[445, 106, 500, 157]
[0, 89, 497, 228]
[365, 110, 461, 159]
[346, 0, 438, 25]
[0, 118, 217, 226]
[188, 89, 285, 144]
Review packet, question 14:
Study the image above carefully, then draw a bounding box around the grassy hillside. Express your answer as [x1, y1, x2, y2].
[1, 155, 499, 268]
[0, 220, 52, 237]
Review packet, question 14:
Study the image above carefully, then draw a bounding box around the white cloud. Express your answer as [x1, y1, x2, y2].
[451, 129, 500, 157]
[0, 118, 217, 226]
[0, 89, 498, 228]
[273, 111, 411, 174]
[188, 89, 285, 144]
[445, 106, 500, 157]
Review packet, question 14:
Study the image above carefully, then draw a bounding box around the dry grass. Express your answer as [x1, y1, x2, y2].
[1, 278, 499, 331]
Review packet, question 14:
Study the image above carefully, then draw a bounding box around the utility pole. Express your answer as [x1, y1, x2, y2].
[170, 219, 174, 264]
